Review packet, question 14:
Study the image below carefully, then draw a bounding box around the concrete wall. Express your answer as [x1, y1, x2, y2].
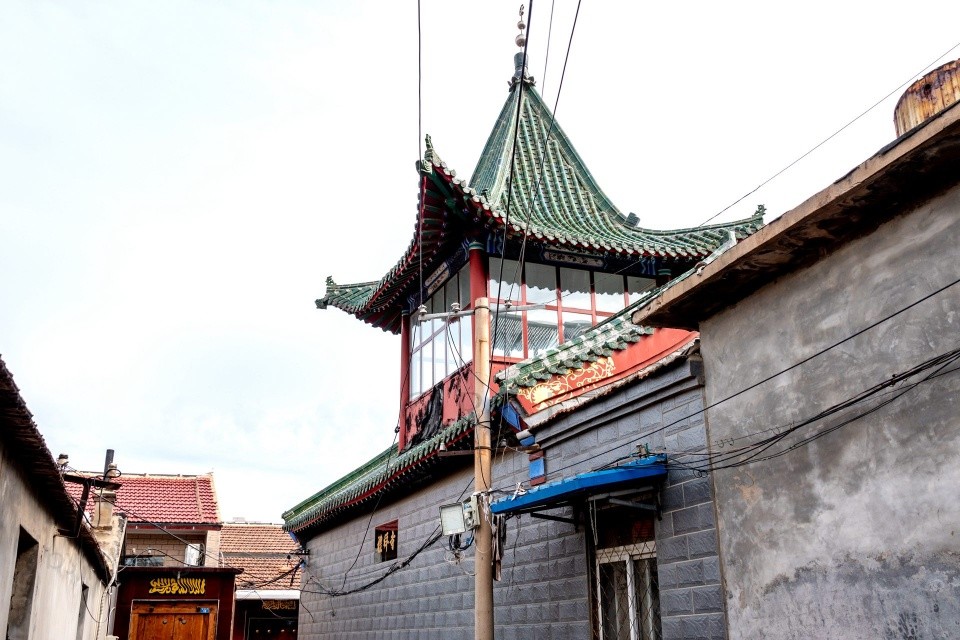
[699, 186, 960, 639]
[299, 357, 723, 640]
[0, 438, 112, 640]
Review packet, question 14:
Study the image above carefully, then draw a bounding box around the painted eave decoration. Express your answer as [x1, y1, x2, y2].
[495, 295, 698, 419]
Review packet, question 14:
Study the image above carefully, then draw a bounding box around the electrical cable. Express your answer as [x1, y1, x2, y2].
[555, 346, 958, 488]
[540, 0, 556, 94]
[487, 279, 960, 490]
[697, 37, 960, 228]
[417, 0, 425, 300]
[300, 475, 475, 597]
[676, 349, 960, 474]
[490, 0, 533, 378]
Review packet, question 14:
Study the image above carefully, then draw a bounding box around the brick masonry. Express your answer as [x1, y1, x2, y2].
[297, 357, 726, 639]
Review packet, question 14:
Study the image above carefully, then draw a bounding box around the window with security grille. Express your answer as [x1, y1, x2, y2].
[595, 543, 661, 640]
[590, 503, 661, 640]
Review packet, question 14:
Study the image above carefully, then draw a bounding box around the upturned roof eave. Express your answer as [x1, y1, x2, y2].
[316, 167, 765, 330]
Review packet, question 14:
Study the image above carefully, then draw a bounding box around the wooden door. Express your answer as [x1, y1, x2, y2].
[129, 602, 218, 640]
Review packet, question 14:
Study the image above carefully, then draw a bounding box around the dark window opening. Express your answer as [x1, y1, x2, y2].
[5, 527, 39, 640]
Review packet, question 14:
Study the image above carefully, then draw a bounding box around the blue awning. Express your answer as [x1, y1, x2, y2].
[490, 455, 667, 515]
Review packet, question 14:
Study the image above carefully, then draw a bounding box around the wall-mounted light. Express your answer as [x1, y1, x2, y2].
[440, 503, 467, 536]
[439, 496, 478, 536]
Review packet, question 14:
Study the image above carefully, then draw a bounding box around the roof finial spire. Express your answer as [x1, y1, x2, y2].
[515, 5, 526, 49]
[510, 5, 535, 88]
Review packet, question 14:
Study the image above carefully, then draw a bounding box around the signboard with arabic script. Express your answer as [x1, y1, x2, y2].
[262, 600, 297, 611]
[148, 577, 206, 595]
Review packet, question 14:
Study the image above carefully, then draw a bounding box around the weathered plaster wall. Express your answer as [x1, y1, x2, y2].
[298, 359, 722, 639]
[0, 442, 112, 639]
[699, 186, 960, 639]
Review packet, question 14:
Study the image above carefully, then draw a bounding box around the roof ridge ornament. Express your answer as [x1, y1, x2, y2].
[510, 5, 535, 88]
[515, 5, 526, 48]
[419, 133, 443, 176]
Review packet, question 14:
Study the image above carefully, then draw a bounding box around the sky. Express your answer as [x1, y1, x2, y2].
[1, 1, 958, 522]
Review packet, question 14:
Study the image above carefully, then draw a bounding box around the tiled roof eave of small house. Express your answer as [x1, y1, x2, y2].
[0, 358, 113, 581]
[283, 414, 477, 535]
[68, 473, 221, 526]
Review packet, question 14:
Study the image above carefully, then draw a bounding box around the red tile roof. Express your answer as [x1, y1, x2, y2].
[221, 523, 301, 590]
[66, 473, 221, 525]
[221, 523, 298, 554]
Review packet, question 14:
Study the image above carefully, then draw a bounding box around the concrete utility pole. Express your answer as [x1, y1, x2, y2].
[473, 296, 494, 640]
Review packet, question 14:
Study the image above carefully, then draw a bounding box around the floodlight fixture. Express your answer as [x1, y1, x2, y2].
[440, 502, 467, 536]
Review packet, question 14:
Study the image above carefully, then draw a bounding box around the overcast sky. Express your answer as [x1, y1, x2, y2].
[1, 1, 958, 522]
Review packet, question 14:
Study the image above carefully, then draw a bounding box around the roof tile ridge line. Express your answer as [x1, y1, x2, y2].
[325, 278, 382, 290]
[469, 82, 523, 198]
[523, 86, 623, 219]
[113, 472, 207, 479]
[505, 324, 650, 381]
[282, 446, 396, 519]
[285, 416, 477, 528]
[636, 211, 766, 236]
[206, 472, 222, 523]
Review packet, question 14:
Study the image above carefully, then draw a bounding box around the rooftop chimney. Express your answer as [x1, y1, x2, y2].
[894, 59, 960, 136]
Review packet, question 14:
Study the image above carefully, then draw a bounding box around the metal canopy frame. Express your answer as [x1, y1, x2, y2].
[490, 455, 667, 522]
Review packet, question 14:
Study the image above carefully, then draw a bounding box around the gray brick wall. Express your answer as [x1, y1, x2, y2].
[531, 358, 726, 640]
[298, 357, 726, 639]
[654, 374, 726, 640]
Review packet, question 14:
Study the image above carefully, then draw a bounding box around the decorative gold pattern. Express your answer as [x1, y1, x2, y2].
[376, 530, 397, 554]
[262, 600, 297, 611]
[148, 578, 206, 595]
[518, 356, 616, 409]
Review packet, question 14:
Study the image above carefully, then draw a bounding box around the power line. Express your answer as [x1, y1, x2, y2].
[491, 276, 960, 487]
[492, 1, 582, 445]
[697, 37, 960, 227]
[675, 350, 960, 473]
[417, 0, 425, 299]
[300, 476, 475, 597]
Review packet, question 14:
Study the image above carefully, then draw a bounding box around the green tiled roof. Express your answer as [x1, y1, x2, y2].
[283, 415, 476, 534]
[317, 65, 764, 334]
[495, 294, 658, 391]
[315, 277, 378, 315]
[460, 83, 763, 255]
